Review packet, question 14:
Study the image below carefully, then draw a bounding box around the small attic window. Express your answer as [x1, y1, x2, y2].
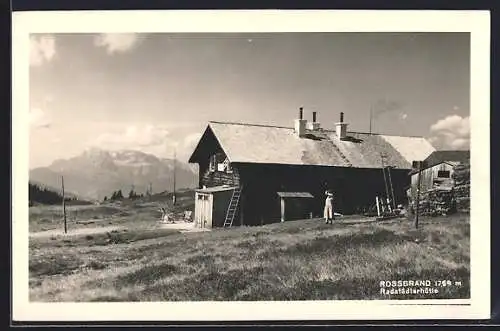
[437, 170, 450, 178]
[225, 157, 233, 173]
[217, 157, 232, 173]
[209, 152, 225, 172]
[209, 154, 217, 172]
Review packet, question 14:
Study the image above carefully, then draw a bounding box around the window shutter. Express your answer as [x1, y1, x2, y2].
[209, 154, 216, 172]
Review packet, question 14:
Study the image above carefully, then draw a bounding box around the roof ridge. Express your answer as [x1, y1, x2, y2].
[209, 120, 293, 129]
[356, 132, 426, 138]
[209, 121, 427, 138]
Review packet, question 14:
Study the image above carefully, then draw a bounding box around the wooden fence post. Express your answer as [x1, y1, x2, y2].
[376, 196, 381, 217]
[415, 161, 423, 229]
[62, 176, 67, 234]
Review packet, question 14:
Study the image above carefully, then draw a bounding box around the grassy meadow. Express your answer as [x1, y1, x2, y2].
[29, 195, 470, 302]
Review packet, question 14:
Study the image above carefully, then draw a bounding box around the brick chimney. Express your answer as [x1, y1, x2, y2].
[306, 111, 321, 131]
[335, 112, 348, 140]
[294, 107, 307, 137]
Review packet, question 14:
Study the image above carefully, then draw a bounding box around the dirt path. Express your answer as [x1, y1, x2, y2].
[29, 225, 124, 238]
[159, 221, 211, 233]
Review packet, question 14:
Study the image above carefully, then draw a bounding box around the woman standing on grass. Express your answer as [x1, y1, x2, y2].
[324, 190, 335, 224]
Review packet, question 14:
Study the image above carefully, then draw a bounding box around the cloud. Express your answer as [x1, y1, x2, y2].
[30, 108, 51, 129]
[400, 113, 408, 120]
[183, 133, 202, 148]
[30, 35, 56, 67]
[93, 124, 170, 150]
[94, 33, 141, 54]
[429, 115, 470, 150]
[44, 94, 54, 104]
[160, 131, 203, 161]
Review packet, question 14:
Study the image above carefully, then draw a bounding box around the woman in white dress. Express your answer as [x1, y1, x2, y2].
[324, 190, 335, 224]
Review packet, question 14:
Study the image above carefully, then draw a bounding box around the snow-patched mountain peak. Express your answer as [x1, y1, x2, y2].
[82, 147, 111, 157]
[77, 148, 161, 167]
[31, 148, 198, 200]
[111, 149, 162, 167]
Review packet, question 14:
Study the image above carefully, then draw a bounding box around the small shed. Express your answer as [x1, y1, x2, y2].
[194, 185, 236, 228]
[409, 150, 470, 201]
[277, 191, 314, 222]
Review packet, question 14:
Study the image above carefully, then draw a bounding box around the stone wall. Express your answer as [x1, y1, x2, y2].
[452, 162, 470, 213]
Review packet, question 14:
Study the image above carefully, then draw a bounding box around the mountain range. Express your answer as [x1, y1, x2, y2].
[29, 148, 199, 201]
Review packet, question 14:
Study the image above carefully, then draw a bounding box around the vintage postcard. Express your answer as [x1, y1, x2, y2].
[12, 10, 490, 322]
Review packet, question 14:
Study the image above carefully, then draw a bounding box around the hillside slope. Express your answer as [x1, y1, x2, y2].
[29, 208, 470, 302]
[29, 181, 93, 205]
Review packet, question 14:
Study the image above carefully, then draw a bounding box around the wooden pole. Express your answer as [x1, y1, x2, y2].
[376, 196, 381, 216]
[172, 149, 177, 206]
[281, 198, 285, 222]
[61, 176, 67, 234]
[369, 105, 373, 134]
[381, 155, 390, 208]
[387, 166, 396, 210]
[415, 161, 423, 229]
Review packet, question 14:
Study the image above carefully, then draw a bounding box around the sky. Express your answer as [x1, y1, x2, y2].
[29, 32, 470, 168]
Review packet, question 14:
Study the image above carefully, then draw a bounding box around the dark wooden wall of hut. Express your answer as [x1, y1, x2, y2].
[235, 163, 410, 226]
[211, 190, 235, 228]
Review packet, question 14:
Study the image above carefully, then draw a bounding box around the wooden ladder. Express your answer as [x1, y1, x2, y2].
[223, 185, 242, 228]
[380, 153, 396, 211]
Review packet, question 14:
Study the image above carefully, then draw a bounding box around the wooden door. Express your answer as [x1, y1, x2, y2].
[201, 194, 209, 228]
[205, 194, 213, 228]
[195, 193, 212, 228]
[194, 192, 203, 227]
